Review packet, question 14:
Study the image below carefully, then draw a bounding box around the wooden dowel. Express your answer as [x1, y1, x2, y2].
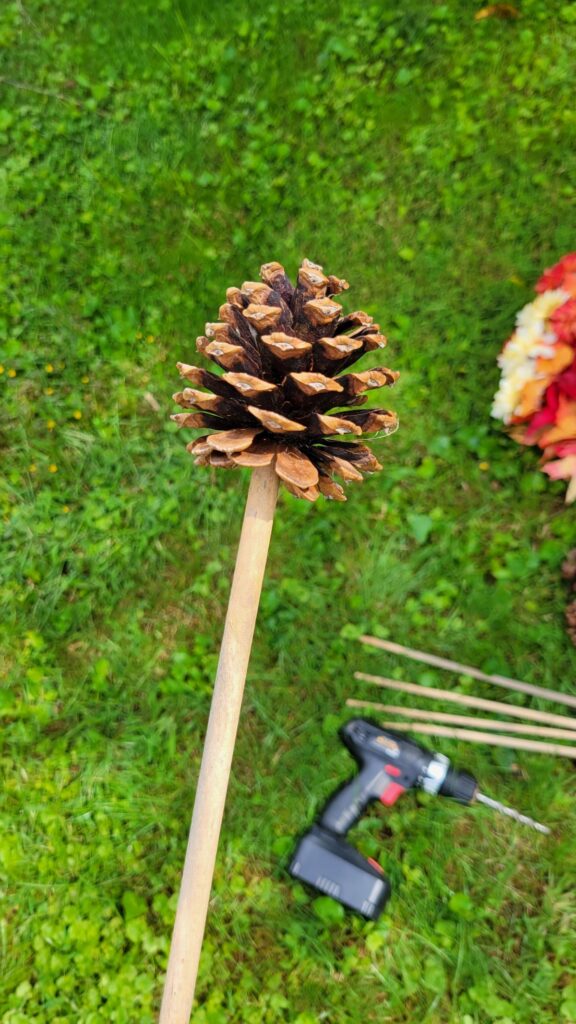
[354, 672, 576, 730]
[374, 720, 576, 759]
[359, 635, 576, 710]
[160, 466, 279, 1024]
[346, 700, 576, 740]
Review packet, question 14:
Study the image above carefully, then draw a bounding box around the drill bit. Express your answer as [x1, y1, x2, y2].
[475, 792, 550, 835]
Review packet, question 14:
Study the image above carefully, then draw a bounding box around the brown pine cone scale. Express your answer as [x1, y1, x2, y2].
[173, 258, 399, 500]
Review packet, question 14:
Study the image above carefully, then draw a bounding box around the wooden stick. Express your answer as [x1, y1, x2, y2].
[160, 466, 279, 1024]
[346, 700, 576, 740]
[359, 635, 576, 710]
[354, 672, 576, 730]
[373, 720, 576, 759]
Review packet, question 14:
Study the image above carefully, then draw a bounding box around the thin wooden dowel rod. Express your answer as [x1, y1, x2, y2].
[374, 720, 576, 759]
[346, 700, 576, 740]
[359, 635, 576, 710]
[354, 672, 576, 730]
[160, 466, 279, 1024]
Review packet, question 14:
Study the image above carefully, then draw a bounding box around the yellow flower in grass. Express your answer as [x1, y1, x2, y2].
[72, 410, 82, 420]
[47, 419, 56, 431]
[8, 368, 16, 378]
[49, 464, 58, 473]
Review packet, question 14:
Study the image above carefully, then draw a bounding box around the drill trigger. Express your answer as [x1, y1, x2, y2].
[379, 781, 405, 806]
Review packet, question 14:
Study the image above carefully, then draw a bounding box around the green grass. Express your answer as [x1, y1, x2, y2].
[2, 0, 576, 1021]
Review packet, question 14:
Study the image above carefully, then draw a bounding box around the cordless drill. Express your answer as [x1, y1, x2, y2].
[289, 718, 549, 919]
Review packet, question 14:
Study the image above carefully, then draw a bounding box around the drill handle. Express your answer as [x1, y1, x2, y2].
[319, 760, 403, 836]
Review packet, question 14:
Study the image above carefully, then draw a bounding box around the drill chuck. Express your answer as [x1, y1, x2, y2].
[439, 767, 478, 804]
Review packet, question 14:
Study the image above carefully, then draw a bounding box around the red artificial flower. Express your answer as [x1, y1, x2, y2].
[524, 383, 560, 440]
[544, 440, 576, 460]
[541, 443, 576, 503]
[558, 371, 576, 401]
[537, 395, 576, 447]
[550, 298, 576, 345]
[528, 359, 576, 444]
[497, 252, 576, 502]
[536, 252, 576, 294]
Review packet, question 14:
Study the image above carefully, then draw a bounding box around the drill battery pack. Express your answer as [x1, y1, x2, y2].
[289, 824, 391, 920]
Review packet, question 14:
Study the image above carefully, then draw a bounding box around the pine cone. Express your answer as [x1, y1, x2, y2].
[172, 259, 399, 501]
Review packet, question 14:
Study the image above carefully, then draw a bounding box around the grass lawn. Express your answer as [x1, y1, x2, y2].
[2, 0, 576, 1021]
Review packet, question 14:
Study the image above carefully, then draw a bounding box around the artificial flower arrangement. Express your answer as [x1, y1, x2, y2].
[492, 253, 576, 501]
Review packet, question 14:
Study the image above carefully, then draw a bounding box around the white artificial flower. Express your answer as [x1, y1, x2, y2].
[492, 375, 524, 423]
[492, 288, 569, 424]
[531, 288, 570, 319]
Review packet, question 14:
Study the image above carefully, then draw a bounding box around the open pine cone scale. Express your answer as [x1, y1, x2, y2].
[172, 259, 399, 501]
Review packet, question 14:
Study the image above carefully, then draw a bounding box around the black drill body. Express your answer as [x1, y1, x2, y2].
[289, 718, 478, 919]
[321, 718, 478, 835]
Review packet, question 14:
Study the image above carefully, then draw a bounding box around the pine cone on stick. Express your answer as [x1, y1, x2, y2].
[173, 259, 399, 501]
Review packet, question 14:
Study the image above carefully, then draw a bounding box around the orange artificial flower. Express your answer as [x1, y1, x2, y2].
[538, 396, 576, 447]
